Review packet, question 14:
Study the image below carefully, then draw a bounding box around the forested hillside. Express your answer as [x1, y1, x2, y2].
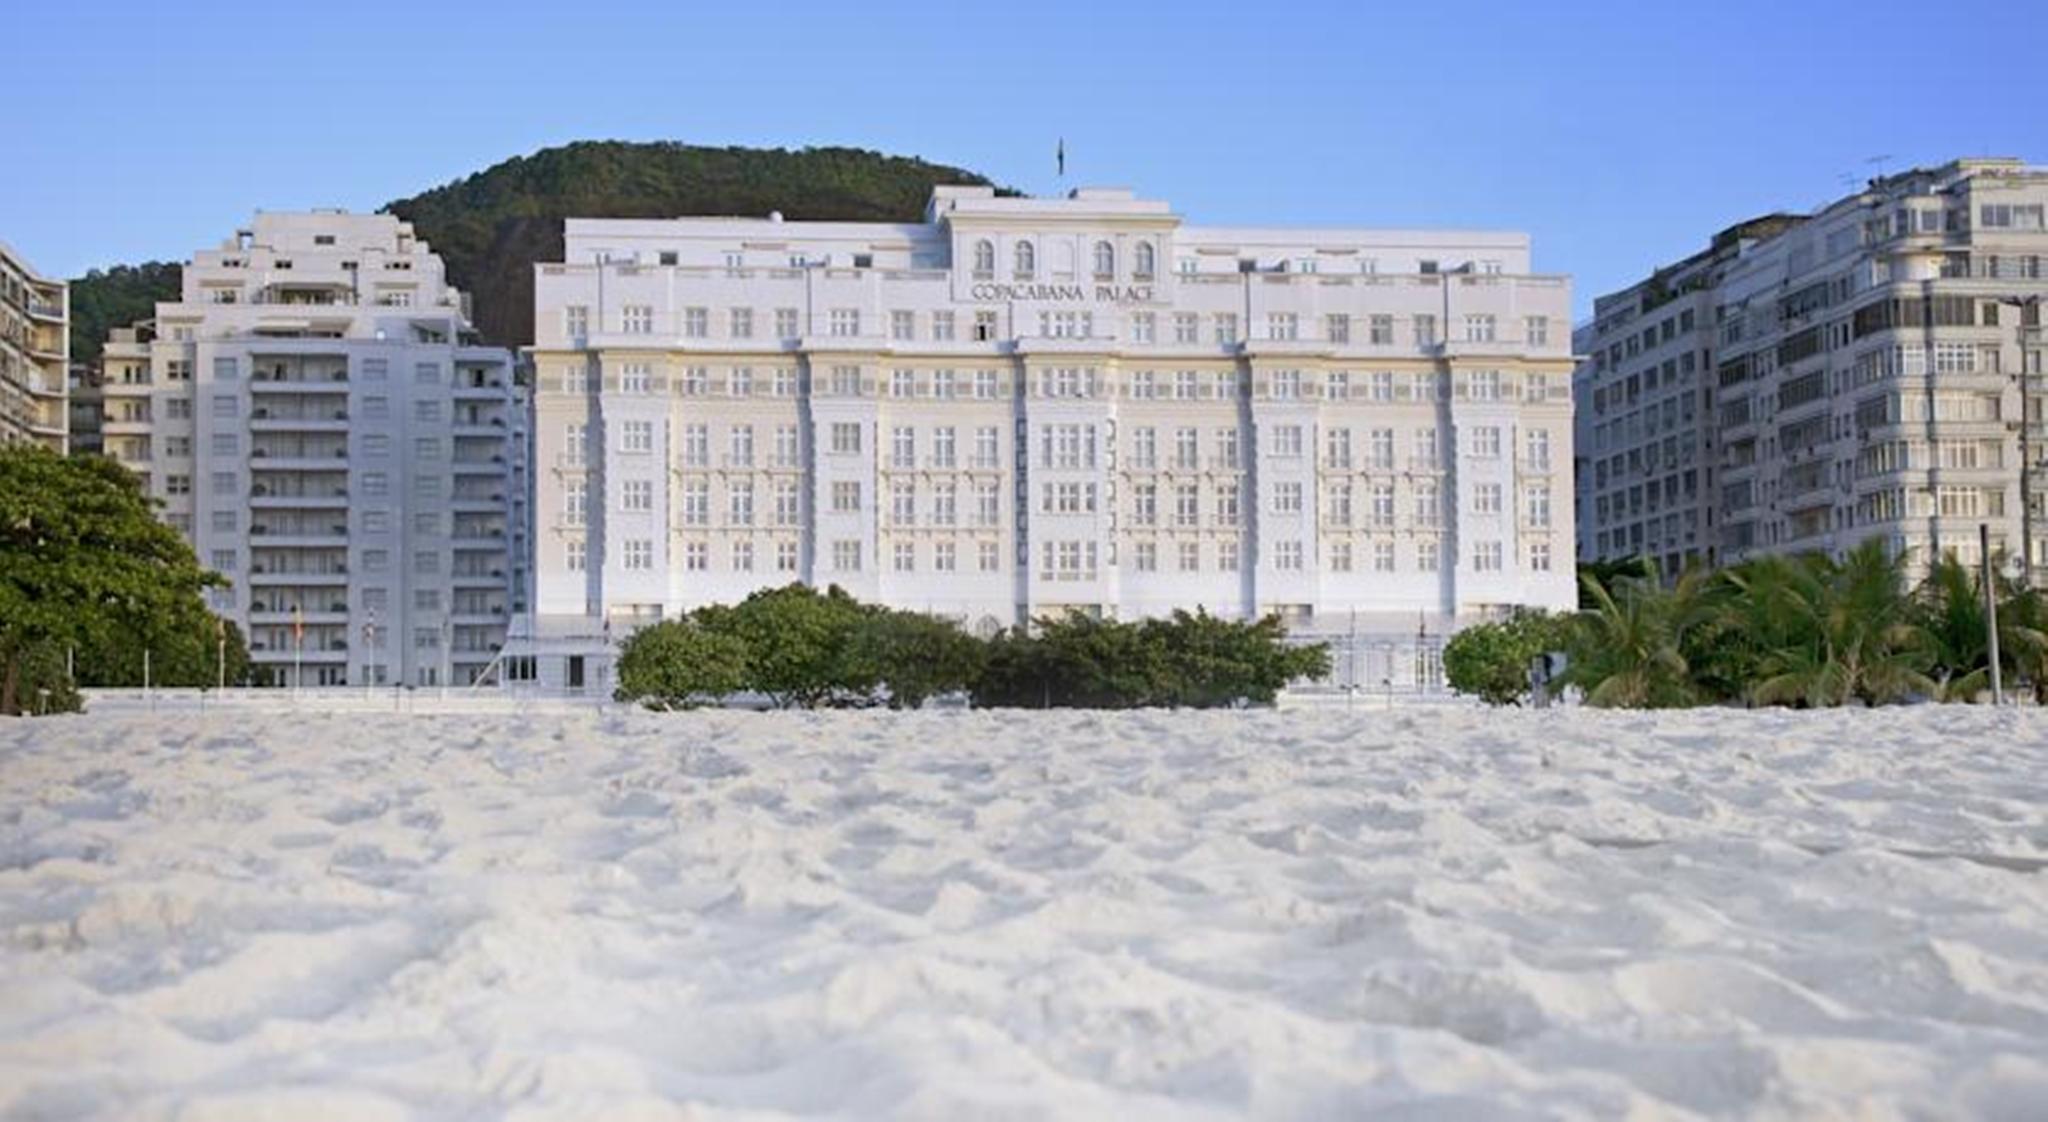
[383, 142, 999, 346]
[69, 143, 1002, 358]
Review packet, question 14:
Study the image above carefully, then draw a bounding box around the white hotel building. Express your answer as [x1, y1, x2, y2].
[526, 186, 1574, 694]
[99, 213, 529, 687]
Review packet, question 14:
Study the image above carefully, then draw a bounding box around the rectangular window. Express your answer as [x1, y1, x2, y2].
[1274, 540, 1303, 571]
[829, 308, 860, 337]
[831, 422, 862, 455]
[777, 541, 800, 573]
[623, 305, 653, 333]
[832, 480, 861, 513]
[730, 307, 753, 338]
[775, 308, 800, 339]
[1525, 316, 1550, 346]
[565, 305, 590, 338]
[932, 311, 956, 341]
[622, 479, 653, 512]
[1326, 314, 1351, 343]
[622, 539, 653, 570]
[891, 310, 916, 341]
[833, 540, 862, 572]
[1274, 482, 1304, 514]
[682, 307, 708, 338]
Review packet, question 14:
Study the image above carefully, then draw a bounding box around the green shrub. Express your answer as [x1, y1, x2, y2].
[613, 620, 749, 710]
[971, 610, 1326, 709]
[1443, 611, 1570, 706]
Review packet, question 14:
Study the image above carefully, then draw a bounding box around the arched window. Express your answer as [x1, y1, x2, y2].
[1093, 241, 1115, 278]
[1134, 242, 1155, 279]
[972, 239, 994, 276]
[1014, 240, 1035, 279]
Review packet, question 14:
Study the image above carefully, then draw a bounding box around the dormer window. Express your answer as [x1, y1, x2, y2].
[314, 235, 336, 246]
[1014, 240, 1035, 280]
[274, 259, 293, 270]
[1092, 241, 1115, 279]
[972, 239, 995, 277]
[1133, 242, 1155, 279]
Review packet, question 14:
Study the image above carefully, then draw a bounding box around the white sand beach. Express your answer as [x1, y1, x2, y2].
[3, 707, 2046, 1120]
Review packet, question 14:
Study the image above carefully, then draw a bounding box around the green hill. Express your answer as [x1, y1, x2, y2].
[68, 262, 181, 366]
[383, 142, 1001, 347]
[69, 142, 1002, 359]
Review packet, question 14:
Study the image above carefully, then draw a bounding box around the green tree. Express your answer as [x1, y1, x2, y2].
[1564, 563, 1719, 708]
[383, 142, 1007, 347]
[1912, 553, 2044, 702]
[694, 583, 871, 708]
[66, 261, 181, 365]
[1143, 610, 1331, 707]
[1443, 610, 1571, 706]
[1732, 540, 1933, 707]
[613, 619, 750, 710]
[0, 446, 226, 714]
[847, 609, 986, 709]
[70, 609, 255, 689]
[971, 611, 1326, 709]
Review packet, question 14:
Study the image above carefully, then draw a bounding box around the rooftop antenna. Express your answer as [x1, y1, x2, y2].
[1056, 137, 1066, 181]
[1865, 154, 1893, 185]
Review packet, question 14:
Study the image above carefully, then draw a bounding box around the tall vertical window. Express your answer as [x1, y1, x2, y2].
[730, 307, 753, 338]
[1092, 241, 1115, 278]
[1014, 241, 1035, 279]
[1133, 242, 1155, 278]
[1525, 316, 1549, 346]
[565, 306, 589, 339]
[972, 239, 995, 276]
[683, 307, 708, 338]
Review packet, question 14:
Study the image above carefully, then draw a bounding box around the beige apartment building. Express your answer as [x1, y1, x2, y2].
[0, 240, 69, 451]
[1576, 158, 2048, 577]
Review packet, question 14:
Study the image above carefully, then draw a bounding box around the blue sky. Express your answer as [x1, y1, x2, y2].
[7, 0, 2043, 317]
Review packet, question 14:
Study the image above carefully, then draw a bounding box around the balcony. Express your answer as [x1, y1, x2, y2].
[251, 406, 350, 432]
[25, 299, 64, 322]
[453, 377, 509, 398]
[249, 609, 349, 626]
[451, 455, 507, 474]
[247, 567, 348, 585]
[452, 567, 508, 587]
[248, 450, 352, 471]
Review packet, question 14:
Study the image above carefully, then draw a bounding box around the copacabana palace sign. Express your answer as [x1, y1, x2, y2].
[968, 281, 1158, 304]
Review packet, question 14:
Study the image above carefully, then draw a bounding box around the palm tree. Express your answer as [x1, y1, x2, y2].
[1918, 552, 2048, 702]
[1735, 539, 1933, 707]
[1564, 562, 1719, 708]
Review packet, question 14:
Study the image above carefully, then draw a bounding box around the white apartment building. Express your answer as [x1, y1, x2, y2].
[524, 186, 1575, 694]
[98, 212, 528, 687]
[1577, 158, 2048, 577]
[0, 240, 69, 451]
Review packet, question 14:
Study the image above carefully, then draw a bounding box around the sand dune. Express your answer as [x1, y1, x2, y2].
[3, 707, 2046, 1119]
